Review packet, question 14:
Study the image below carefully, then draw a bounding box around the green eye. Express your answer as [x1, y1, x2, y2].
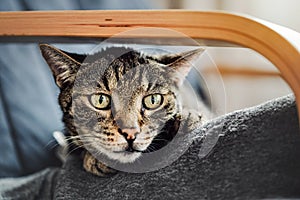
[143, 94, 163, 110]
[90, 93, 111, 110]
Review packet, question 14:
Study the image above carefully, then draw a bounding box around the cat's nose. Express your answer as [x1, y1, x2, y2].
[120, 128, 139, 140]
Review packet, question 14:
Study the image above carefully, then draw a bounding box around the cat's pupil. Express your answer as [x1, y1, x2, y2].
[151, 96, 156, 104]
[99, 95, 104, 104]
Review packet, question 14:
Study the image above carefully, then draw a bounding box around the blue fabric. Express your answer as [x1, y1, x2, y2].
[0, 0, 153, 177]
[0, 94, 22, 176]
[0, 44, 64, 177]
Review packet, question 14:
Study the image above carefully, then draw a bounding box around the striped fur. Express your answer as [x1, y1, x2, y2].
[40, 44, 204, 176]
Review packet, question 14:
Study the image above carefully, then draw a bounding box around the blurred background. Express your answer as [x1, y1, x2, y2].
[154, 0, 300, 33]
[151, 0, 296, 112]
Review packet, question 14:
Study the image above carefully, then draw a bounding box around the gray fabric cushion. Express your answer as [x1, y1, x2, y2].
[1, 94, 299, 199]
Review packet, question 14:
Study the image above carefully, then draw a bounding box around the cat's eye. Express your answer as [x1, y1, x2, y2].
[90, 93, 111, 110]
[143, 94, 163, 110]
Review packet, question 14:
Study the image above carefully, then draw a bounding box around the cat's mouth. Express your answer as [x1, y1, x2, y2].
[125, 146, 144, 153]
[113, 148, 143, 154]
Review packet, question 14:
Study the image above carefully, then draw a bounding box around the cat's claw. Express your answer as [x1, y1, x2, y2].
[182, 109, 205, 132]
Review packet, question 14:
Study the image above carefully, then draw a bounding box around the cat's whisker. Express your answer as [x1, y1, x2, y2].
[70, 138, 96, 145]
[79, 134, 107, 140]
[145, 145, 157, 153]
[143, 147, 151, 153]
[93, 148, 106, 159]
[64, 135, 81, 140]
[65, 142, 95, 158]
[152, 140, 169, 144]
[134, 155, 143, 166]
[45, 139, 60, 150]
[64, 138, 93, 152]
[64, 145, 84, 158]
[139, 136, 155, 140]
[149, 140, 169, 152]
[64, 134, 106, 149]
[65, 135, 98, 141]
[152, 137, 169, 142]
[146, 144, 155, 152]
[47, 143, 60, 150]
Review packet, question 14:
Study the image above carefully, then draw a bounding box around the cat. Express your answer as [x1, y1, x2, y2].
[40, 44, 207, 176]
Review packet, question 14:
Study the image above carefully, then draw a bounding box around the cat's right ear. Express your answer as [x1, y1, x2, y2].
[39, 44, 85, 88]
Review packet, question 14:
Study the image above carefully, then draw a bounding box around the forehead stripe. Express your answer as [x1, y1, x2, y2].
[114, 66, 120, 82]
[102, 75, 110, 91]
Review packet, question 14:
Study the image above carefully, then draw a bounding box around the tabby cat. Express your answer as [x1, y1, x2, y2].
[40, 44, 206, 176]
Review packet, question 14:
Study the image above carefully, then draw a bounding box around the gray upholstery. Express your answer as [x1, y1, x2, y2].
[1, 95, 299, 199]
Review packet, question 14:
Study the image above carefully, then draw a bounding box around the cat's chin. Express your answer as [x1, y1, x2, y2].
[91, 145, 141, 163]
[88, 144, 142, 163]
[108, 151, 142, 163]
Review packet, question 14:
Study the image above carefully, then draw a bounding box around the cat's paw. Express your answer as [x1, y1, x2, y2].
[83, 151, 117, 176]
[182, 109, 205, 132]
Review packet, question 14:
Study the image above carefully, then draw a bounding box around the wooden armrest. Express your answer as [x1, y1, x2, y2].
[1, 10, 300, 120]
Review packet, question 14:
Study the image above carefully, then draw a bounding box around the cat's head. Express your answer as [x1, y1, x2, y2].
[40, 44, 203, 163]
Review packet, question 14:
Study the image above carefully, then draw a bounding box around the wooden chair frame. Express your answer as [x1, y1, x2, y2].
[1, 10, 300, 119]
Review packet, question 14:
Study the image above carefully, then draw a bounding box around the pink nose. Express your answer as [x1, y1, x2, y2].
[121, 128, 139, 140]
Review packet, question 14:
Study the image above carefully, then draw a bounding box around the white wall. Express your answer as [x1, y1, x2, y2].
[219, 0, 300, 32]
[181, 0, 219, 10]
[182, 0, 300, 32]
[179, 0, 295, 112]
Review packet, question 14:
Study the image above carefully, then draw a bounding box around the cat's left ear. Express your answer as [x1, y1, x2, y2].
[156, 48, 204, 86]
[39, 44, 86, 88]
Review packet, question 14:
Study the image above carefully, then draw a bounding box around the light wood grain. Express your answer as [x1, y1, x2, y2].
[0, 10, 300, 119]
[203, 66, 281, 77]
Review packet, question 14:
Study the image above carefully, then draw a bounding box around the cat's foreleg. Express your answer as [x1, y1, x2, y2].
[83, 151, 117, 176]
[182, 109, 206, 132]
